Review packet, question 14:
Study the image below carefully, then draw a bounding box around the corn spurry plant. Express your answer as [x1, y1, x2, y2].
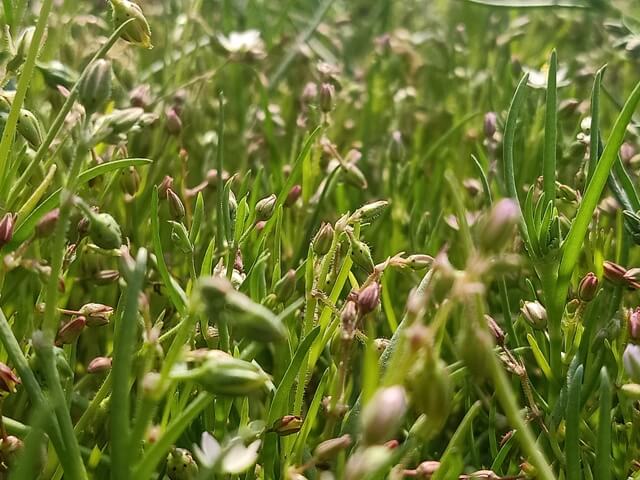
[3, 0, 640, 479]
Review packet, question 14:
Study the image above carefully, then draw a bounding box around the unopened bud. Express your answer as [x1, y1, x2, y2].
[603, 260, 627, 285]
[404, 254, 433, 270]
[274, 269, 297, 302]
[36, 208, 59, 238]
[349, 236, 374, 273]
[166, 448, 198, 480]
[56, 316, 86, 345]
[0, 363, 20, 395]
[620, 382, 640, 400]
[314, 435, 351, 461]
[255, 194, 277, 221]
[158, 176, 174, 198]
[623, 268, 640, 289]
[79, 303, 114, 327]
[167, 188, 186, 220]
[350, 200, 389, 223]
[285, 185, 302, 207]
[318, 83, 334, 113]
[478, 198, 519, 253]
[129, 84, 152, 109]
[342, 163, 368, 189]
[484, 112, 497, 138]
[0, 212, 16, 248]
[470, 470, 498, 479]
[630, 307, 640, 343]
[521, 301, 547, 329]
[165, 107, 182, 135]
[88, 212, 122, 250]
[623, 343, 640, 383]
[345, 446, 392, 480]
[7, 27, 34, 72]
[17, 109, 43, 147]
[120, 166, 141, 196]
[486, 314, 505, 346]
[357, 282, 380, 315]
[269, 415, 302, 436]
[361, 385, 407, 444]
[313, 222, 334, 256]
[110, 0, 153, 49]
[87, 356, 112, 373]
[416, 461, 441, 477]
[79, 59, 112, 114]
[578, 272, 599, 302]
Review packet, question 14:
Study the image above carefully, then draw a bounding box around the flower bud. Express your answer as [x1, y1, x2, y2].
[404, 254, 433, 270]
[416, 461, 441, 477]
[345, 446, 392, 480]
[172, 350, 269, 395]
[357, 282, 380, 315]
[285, 184, 302, 207]
[91, 107, 145, 145]
[79, 303, 114, 327]
[350, 200, 389, 223]
[408, 356, 452, 432]
[7, 27, 34, 72]
[120, 166, 141, 196]
[167, 447, 198, 480]
[17, 109, 43, 147]
[349, 237, 374, 273]
[623, 268, 640, 289]
[255, 194, 277, 221]
[254, 220, 266, 232]
[274, 269, 297, 302]
[130, 84, 152, 109]
[478, 198, 519, 253]
[0, 363, 20, 395]
[603, 260, 627, 285]
[341, 300, 358, 339]
[620, 383, 640, 400]
[170, 221, 193, 254]
[578, 272, 599, 302]
[36, 208, 59, 238]
[313, 223, 334, 256]
[87, 356, 112, 374]
[484, 112, 497, 139]
[110, 0, 153, 49]
[158, 175, 174, 198]
[314, 434, 351, 461]
[361, 385, 407, 445]
[269, 415, 302, 436]
[521, 301, 547, 329]
[56, 316, 86, 345]
[486, 314, 505, 346]
[0, 212, 16, 249]
[318, 83, 334, 113]
[88, 212, 122, 249]
[166, 188, 186, 220]
[79, 59, 112, 114]
[623, 344, 640, 383]
[630, 307, 640, 343]
[165, 107, 182, 136]
[342, 163, 368, 189]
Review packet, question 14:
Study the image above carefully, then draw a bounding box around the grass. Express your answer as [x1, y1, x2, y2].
[0, 0, 640, 479]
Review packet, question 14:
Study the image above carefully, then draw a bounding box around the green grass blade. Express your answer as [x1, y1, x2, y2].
[586, 67, 605, 186]
[566, 364, 584, 480]
[595, 367, 612, 480]
[543, 50, 558, 203]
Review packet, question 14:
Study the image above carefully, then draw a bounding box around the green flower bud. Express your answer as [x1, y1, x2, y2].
[120, 166, 141, 196]
[478, 198, 519, 253]
[404, 254, 433, 270]
[521, 300, 547, 329]
[167, 448, 199, 480]
[88, 212, 123, 250]
[274, 269, 297, 302]
[110, 0, 153, 49]
[350, 200, 389, 223]
[91, 107, 145, 145]
[79, 59, 112, 114]
[313, 222, 334, 256]
[167, 189, 186, 220]
[16, 109, 43, 147]
[173, 350, 269, 395]
[269, 415, 302, 436]
[255, 194, 277, 221]
[342, 163, 368, 189]
[408, 357, 452, 434]
[361, 386, 407, 445]
[7, 27, 34, 73]
[349, 235, 374, 273]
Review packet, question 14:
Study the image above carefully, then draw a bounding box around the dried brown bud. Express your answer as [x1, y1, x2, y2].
[318, 83, 334, 113]
[56, 316, 86, 345]
[485, 314, 505, 346]
[165, 107, 182, 135]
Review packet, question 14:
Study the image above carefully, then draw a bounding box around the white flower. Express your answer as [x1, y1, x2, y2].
[193, 432, 221, 468]
[221, 439, 261, 474]
[217, 30, 266, 60]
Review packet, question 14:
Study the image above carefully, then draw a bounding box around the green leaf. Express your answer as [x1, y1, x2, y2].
[565, 365, 584, 480]
[595, 367, 612, 480]
[543, 50, 558, 203]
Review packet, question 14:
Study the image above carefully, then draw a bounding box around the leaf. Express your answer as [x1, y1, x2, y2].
[543, 50, 558, 203]
[565, 365, 584, 480]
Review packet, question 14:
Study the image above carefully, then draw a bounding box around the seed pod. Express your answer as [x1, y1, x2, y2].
[172, 351, 269, 395]
[36, 208, 59, 238]
[478, 198, 519, 253]
[79, 303, 114, 327]
[167, 447, 199, 480]
[269, 415, 302, 436]
[166, 189, 185, 220]
[88, 212, 122, 250]
[578, 272, 598, 302]
[318, 83, 334, 113]
[87, 356, 112, 373]
[16, 109, 43, 147]
[361, 386, 407, 445]
[314, 434, 351, 461]
[521, 301, 547, 329]
[255, 194, 277, 221]
[285, 184, 302, 207]
[0, 212, 16, 249]
[79, 59, 112, 114]
[357, 282, 380, 315]
[110, 0, 153, 49]
[120, 166, 141, 196]
[56, 316, 86, 345]
[0, 363, 20, 395]
[274, 269, 296, 302]
[349, 236, 374, 273]
[313, 222, 334, 256]
[623, 344, 640, 383]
